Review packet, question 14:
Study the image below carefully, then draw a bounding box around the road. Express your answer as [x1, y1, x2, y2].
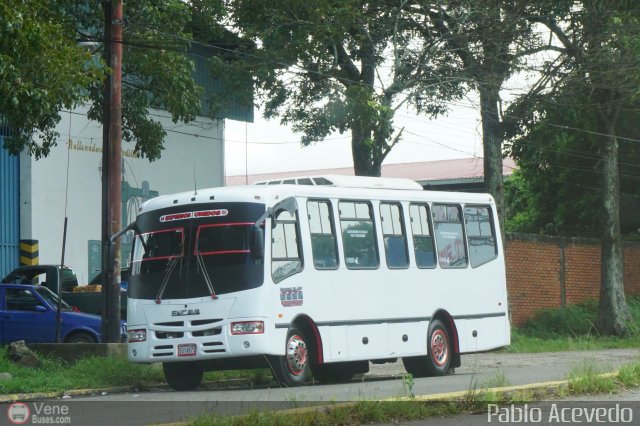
[4, 349, 640, 425]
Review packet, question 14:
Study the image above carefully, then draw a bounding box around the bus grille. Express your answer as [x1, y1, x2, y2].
[152, 345, 174, 357]
[149, 317, 227, 357]
[155, 331, 184, 339]
[202, 341, 226, 354]
[192, 327, 222, 337]
[150, 341, 227, 358]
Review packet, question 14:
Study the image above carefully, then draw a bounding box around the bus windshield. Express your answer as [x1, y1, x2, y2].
[128, 204, 265, 300]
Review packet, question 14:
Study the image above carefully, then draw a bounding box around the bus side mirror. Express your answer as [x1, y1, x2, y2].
[251, 227, 264, 260]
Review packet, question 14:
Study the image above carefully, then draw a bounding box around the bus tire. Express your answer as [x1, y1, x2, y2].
[163, 362, 203, 391]
[270, 327, 312, 386]
[402, 319, 451, 377]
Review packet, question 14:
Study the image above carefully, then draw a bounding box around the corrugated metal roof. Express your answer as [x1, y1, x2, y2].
[225, 157, 517, 187]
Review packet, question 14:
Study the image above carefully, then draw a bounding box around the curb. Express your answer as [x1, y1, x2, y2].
[0, 378, 258, 404]
[0, 386, 134, 403]
[150, 371, 623, 426]
[237, 371, 622, 419]
[0, 371, 621, 412]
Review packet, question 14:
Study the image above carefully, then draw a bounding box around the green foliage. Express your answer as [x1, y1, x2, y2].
[504, 2, 640, 238]
[402, 372, 415, 399]
[80, 0, 223, 160]
[189, 401, 463, 426]
[617, 361, 640, 388]
[505, 91, 640, 237]
[0, 349, 274, 394]
[506, 297, 640, 352]
[0, 0, 226, 160]
[508, 329, 640, 353]
[519, 300, 600, 338]
[226, 0, 466, 175]
[0, 0, 103, 158]
[567, 361, 617, 394]
[481, 371, 510, 389]
[0, 352, 164, 394]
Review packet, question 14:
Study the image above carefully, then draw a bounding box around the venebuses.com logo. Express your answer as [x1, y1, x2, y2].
[6, 401, 71, 424]
[7, 402, 30, 425]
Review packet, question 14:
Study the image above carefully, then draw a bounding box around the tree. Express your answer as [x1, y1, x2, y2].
[505, 89, 640, 237]
[509, 0, 640, 335]
[417, 1, 556, 236]
[0, 0, 101, 158]
[1, 0, 225, 160]
[225, 0, 465, 176]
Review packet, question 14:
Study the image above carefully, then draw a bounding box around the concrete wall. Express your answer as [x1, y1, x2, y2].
[506, 234, 640, 326]
[20, 106, 224, 283]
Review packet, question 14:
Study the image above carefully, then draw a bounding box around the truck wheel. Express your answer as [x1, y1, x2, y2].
[163, 362, 203, 391]
[66, 332, 96, 344]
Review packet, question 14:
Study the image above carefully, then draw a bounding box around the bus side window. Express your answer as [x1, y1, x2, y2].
[339, 201, 379, 269]
[272, 210, 303, 282]
[307, 200, 339, 269]
[380, 202, 409, 268]
[409, 204, 436, 268]
[432, 204, 468, 268]
[464, 205, 498, 267]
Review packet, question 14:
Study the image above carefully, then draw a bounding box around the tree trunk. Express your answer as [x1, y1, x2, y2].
[479, 85, 505, 240]
[596, 122, 630, 336]
[351, 120, 379, 176]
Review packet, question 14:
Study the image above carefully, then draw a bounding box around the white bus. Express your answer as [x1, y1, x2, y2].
[123, 175, 510, 390]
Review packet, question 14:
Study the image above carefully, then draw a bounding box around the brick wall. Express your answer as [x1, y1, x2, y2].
[505, 234, 640, 326]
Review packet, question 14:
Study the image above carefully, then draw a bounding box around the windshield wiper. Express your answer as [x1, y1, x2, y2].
[196, 252, 218, 299]
[155, 256, 180, 304]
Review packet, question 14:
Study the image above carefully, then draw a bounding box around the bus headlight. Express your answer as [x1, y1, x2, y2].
[128, 329, 147, 342]
[230, 321, 264, 335]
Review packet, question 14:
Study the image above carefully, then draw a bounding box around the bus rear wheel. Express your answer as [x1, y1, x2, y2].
[402, 319, 452, 377]
[163, 362, 203, 391]
[270, 327, 312, 386]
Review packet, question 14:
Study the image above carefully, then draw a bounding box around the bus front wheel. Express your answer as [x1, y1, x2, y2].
[163, 362, 203, 391]
[402, 319, 452, 377]
[270, 327, 312, 386]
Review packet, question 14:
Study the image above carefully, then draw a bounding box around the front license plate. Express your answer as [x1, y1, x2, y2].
[177, 344, 197, 357]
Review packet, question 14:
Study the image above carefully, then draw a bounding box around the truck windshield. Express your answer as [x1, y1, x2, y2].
[128, 203, 265, 300]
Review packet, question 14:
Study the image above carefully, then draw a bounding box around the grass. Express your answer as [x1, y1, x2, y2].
[190, 401, 463, 426]
[506, 297, 640, 353]
[186, 358, 640, 426]
[0, 350, 272, 394]
[0, 354, 164, 394]
[566, 360, 617, 395]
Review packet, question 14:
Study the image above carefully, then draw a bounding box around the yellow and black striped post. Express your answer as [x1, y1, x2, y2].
[20, 240, 39, 266]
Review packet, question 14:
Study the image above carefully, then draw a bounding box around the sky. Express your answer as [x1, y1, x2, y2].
[223, 97, 484, 178]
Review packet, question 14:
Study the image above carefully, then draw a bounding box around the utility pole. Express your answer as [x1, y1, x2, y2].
[102, 0, 123, 343]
